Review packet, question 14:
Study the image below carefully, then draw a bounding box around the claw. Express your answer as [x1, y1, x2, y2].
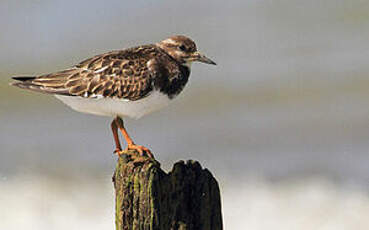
[125, 144, 154, 159]
[113, 148, 122, 156]
[114, 149, 138, 158]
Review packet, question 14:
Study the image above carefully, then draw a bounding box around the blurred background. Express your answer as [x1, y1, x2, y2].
[1, 0, 369, 229]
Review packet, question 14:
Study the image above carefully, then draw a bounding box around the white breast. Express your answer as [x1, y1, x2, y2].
[55, 91, 171, 119]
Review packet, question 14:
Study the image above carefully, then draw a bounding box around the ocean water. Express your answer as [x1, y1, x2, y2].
[1, 175, 369, 230]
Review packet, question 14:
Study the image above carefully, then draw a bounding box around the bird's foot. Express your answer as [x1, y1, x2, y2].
[114, 148, 136, 157]
[125, 143, 154, 159]
[114, 145, 155, 164]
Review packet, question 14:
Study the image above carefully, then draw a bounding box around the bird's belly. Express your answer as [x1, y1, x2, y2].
[55, 91, 171, 119]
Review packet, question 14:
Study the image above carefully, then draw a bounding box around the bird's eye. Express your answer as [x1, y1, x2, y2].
[179, 45, 187, 52]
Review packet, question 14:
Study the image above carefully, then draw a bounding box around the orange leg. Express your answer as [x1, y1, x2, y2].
[111, 119, 139, 158]
[111, 120, 122, 154]
[114, 117, 154, 159]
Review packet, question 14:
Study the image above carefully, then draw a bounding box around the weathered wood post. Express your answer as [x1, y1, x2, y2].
[112, 150, 223, 230]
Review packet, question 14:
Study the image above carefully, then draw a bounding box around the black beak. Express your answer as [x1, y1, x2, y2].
[193, 52, 217, 65]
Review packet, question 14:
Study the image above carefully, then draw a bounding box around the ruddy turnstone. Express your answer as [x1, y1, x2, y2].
[11, 35, 216, 159]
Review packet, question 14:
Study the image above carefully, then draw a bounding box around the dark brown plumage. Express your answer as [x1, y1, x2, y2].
[13, 46, 169, 101]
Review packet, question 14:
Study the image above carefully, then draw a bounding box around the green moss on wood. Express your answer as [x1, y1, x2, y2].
[113, 151, 223, 230]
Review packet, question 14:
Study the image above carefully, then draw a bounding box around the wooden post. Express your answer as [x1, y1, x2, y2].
[112, 151, 223, 230]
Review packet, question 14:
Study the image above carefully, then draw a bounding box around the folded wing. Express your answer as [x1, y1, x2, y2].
[11, 46, 159, 101]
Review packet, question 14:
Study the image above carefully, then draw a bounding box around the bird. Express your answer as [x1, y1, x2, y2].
[11, 35, 216, 160]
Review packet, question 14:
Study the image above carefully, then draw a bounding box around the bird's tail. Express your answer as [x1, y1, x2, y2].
[10, 76, 38, 90]
[10, 75, 54, 94]
[11, 75, 70, 96]
[12, 76, 37, 81]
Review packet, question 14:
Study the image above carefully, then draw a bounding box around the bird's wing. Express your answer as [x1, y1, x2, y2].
[11, 46, 160, 101]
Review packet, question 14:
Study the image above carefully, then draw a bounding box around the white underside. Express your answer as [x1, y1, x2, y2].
[55, 91, 172, 119]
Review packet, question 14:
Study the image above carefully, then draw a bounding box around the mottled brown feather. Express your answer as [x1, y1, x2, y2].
[12, 37, 194, 100]
[14, 45, 167, 101]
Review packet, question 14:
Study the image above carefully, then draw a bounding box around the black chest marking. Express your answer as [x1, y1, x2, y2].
[154, 64, 190, 99]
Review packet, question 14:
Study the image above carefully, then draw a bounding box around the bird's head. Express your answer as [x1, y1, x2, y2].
[156, 35, 216, 67]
